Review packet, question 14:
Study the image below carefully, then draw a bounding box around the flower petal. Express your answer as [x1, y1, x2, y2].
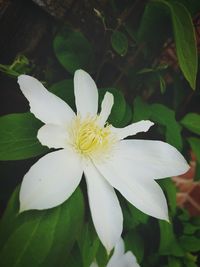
[74, 69, 98, 117]
[98, 92, 114, 126]
[107, 238, 140, 267]
[19, 148, 83, 212]
[108, 252, 140, 267]
[118, 140, 190, 179]
[94, 151, 169, 220]
[18, 75, 75, 126]
[84, 161, 123, 253]
[111, 120, 154, 140]
[37, 124, 68, 149]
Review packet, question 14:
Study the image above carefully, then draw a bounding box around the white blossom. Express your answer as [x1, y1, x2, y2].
[18, 69, 189, 252]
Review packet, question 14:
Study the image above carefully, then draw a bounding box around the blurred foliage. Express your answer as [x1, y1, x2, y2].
[0, 0, 200, 266]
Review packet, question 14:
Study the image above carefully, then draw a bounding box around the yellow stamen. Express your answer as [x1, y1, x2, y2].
[69, 115, 115, 157]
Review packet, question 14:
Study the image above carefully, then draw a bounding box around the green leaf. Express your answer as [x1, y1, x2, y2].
[150, 104, 182, 150]
[50, 79, 75, 110]
[187, 137, 200, 163]
[0, 187, 84, 267]
[53, 28, 94, 74]
[0, 113, 48, 160]
[137, 2, 169, 56]
[133, 96, 152, 121]
[155, 0, 198, 89]
[183, 223, 200, 235]
[111, 30, 128, 56]
[124, 229, 144, 263]
[99, 88, 126, 127]
[179, 235, 200, 252]
[181, 113, 200, 135]
[133, 98, 182, 150]
[159, 221, 184, 256]
[168, 257, 182, 267]
[123, 201, 149, 230]
[78, 222, 100, 267]
[159, 178, 177, 215]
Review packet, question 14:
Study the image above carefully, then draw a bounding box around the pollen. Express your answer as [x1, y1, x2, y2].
[69, 115, 115, 157]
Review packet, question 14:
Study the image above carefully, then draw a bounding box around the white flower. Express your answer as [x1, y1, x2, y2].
[17, 69, 189, 252]
[90, 237, 140, 267]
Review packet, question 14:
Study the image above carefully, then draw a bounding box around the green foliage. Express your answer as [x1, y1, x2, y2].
[0, 1, 200, 266]
[187, 137, 200, 163]
[0, 187, 84, 267]
[54, 28, 94, 74]
[154, 0, 198, 89]
[159, 220, 184, 256]
[0, 55, 31, 77]
[77, 222, 100, 267]
[0, 113, 48, 160]
[133, 97, 182, 150]
[181, 113, 200, 135]
[111, 30, 128, 56]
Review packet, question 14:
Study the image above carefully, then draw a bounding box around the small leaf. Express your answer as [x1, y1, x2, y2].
[159, 75, 166, 94]
[179, 236, 200, 252]
[53, 28, 94, 74]
[159, 221, 184, 256]
[111, 30, 128, 56]
[181, 113, 200, 135]
[168, 256, 182, 267]
[0, 113, 48, 160]
[155, 0, 198, 89]
[0, 187, 84, 267]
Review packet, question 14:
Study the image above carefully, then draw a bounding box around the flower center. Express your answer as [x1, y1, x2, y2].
[69, 115, 115, 157]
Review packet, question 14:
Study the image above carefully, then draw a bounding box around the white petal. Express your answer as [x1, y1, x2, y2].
[37, 124, 68, 149]
[108, 238, 140, 267]
[19, 148, 83, 212]
[84, 161, 123, 253]
[110, 237, 125, 259]
[108, 252, 140, 267]
[18, 75, 75, 126]
[94, 152, 169, 220]
[98, 92, 114, 126]
[118, 140, 190, 179]
[111, 120, 154, 140]
[74, 70, 98, 117]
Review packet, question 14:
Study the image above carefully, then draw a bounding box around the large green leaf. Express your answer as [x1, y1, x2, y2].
[181, 113, 200, 135]
[0, 113, 48, 160]
[0, 187, 84, 267]
[155, 0, 198, 89]
[53, 28, 94, 74]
